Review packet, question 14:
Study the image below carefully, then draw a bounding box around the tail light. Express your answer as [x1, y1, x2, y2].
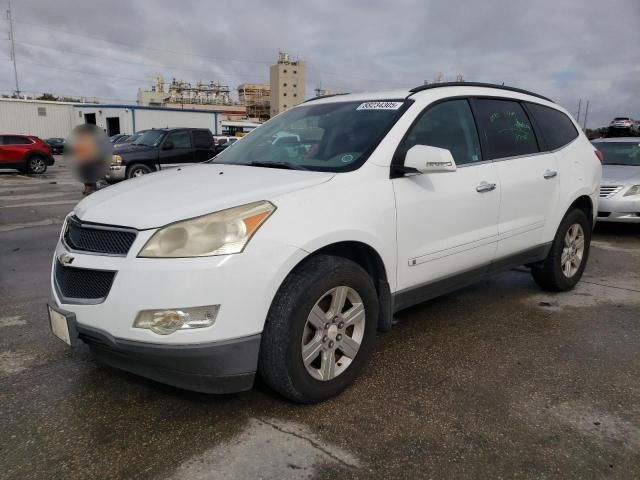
[594, 150, 604, 163]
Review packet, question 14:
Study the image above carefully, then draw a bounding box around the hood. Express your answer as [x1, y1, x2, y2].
[601, 165, 640, 184]
[113, 144, 155, 155]
[75, 163, 335, 229]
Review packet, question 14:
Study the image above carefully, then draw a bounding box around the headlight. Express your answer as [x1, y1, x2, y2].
[133, 305, 219, 335]
[112, 154, 122, 166]
[624, 185, 640, 197]
[138, 200, 275, 258]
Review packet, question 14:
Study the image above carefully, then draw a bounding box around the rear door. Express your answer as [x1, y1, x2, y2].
[158, 130, 194, 165]
[394, 98, 500, 295]
[472, 98, 559, 259]
[0, 135, 31, 164]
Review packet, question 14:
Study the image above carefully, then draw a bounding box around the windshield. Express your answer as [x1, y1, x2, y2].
[595, 142, 640, 166]
[211, 100, 409, 172]
[133, 130, 166, 147]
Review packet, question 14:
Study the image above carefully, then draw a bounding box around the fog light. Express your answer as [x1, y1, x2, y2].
[133, 305, 219, 335]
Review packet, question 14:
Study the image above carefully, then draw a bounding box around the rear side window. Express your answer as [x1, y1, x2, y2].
[167, 130, 192, 149]
[4, 135, 31, 145]
[192, 130, 212, 148]
[400, 99, 482, 166]
[473, 99, 538, 159]
[526, 103, 578, 151]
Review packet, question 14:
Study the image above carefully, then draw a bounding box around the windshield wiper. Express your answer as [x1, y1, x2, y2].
[249, 161, 307, 170]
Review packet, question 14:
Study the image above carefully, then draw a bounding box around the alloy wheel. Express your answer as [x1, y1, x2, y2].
[561, 223, 585, 278]
[301, 286, 366, 381]
[31, 157, 46, 173]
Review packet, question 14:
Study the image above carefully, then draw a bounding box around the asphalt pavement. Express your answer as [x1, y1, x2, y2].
[1, 159, 639, 479]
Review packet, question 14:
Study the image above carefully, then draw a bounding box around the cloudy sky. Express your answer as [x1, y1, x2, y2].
[2, 0, 639, 126]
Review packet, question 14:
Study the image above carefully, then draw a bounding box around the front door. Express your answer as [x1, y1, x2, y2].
[159, 130, 194, 165]
[471, 98, 560, 258]
[393, 99, 500, 295]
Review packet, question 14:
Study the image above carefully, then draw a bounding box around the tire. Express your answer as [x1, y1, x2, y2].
[126, 163, 153, 179]
[26, 155, 47, 174]
[259, 255, 378, 404]
[531, 208, 591, 291]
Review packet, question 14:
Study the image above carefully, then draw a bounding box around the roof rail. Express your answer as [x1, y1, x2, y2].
[408, 82, 554, 103]
[303, 93, 350, 103]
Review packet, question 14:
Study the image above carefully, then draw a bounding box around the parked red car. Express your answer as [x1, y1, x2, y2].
[0, 134, 54, 174]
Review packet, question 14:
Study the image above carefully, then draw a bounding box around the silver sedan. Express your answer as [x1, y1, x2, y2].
[592, 137, 640, 223]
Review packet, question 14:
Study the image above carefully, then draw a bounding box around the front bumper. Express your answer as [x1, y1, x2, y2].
[51, 235, 306, 344]
[597, 195, 640, 223]
[79, 323, 261, 393]
[46, 155, 55, 166]
[105, 164, 126, 181]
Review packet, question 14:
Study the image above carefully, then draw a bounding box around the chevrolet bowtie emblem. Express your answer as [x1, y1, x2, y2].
[58, 252, 74, 266]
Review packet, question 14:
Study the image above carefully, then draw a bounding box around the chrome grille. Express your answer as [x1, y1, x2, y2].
[599, 185, 623, 198]
[54, 260, 116, 304]
[64, 216, 137, 256]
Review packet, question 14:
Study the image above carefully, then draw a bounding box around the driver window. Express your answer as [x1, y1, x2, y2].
[401, 99, 482, 165]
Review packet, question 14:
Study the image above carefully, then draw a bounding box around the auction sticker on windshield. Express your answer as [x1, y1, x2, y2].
[356, 101, 404, 110]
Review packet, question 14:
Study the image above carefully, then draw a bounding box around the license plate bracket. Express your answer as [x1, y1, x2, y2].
[47, 304, 79, 347]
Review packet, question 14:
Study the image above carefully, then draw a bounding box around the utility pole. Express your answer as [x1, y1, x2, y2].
[7, 0, 20, 96]
[583, 100, 590, 131]
[576, 99, 582, 125]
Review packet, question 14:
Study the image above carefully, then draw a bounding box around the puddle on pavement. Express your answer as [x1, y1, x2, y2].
[0, 350, 36, 375]
[167, 418, 360, 479]
[548, 401, 640, 451]
[591, 240, 640, 256]
[0, 315, 26, 328]
[527, 279, 640, 312]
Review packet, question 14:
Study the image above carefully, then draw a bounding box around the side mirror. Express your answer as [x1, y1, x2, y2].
[162, 140, 174, 150]
[403, 145, 457, 174]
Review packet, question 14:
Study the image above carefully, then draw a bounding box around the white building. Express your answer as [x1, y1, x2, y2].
[0, 98, 76, 138]
[0, 97, 259, 138]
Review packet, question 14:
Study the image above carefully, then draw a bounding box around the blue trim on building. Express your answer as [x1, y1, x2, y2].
[73, 103, 236, 115]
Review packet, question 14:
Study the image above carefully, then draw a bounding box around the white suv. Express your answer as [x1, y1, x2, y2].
[48, 83, 601, 403]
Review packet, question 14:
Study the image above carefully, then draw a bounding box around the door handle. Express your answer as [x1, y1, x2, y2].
[543, 169, 558, 179]
[476, 181, 497, 193]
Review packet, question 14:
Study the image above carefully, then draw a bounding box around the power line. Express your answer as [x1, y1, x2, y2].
[17, 57, 153, 84]
[13, 17, 405, 89]
[14, 40, 267, 83]
[13, 18, 272, 65]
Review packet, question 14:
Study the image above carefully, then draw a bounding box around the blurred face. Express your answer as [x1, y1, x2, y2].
[72, 131, 100, 164]
[65, 124, 112, 167]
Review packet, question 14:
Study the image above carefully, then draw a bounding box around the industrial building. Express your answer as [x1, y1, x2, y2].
[269, 52, 306, 116]
[238, 83, 271, 121]
[137, 77, 247, 119]
[0, 97, 257, 138]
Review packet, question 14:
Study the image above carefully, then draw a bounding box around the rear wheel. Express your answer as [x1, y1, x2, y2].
[27, 155, 47, 174]
[126, 163, 153, 179]
[259, 255, 378, 403]
[531, 208, 591, 291]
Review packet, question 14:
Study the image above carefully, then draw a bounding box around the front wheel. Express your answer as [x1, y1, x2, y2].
[259, 255, 378, 404]
[531, 208, 591, 291]
[126, 163, 153, 179]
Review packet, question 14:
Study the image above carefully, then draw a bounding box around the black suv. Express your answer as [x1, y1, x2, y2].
[107, 128, 215, 181]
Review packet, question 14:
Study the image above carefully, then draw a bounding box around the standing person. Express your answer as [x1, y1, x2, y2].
[65, 124, 112, 195]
